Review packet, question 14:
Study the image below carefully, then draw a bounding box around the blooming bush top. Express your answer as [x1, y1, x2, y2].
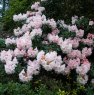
[0, 1, 94, 85]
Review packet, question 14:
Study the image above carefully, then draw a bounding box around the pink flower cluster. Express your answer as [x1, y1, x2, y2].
[82, 33, 94, 46]
[47, 34, 72, 53]
[46, 17, 93, 84]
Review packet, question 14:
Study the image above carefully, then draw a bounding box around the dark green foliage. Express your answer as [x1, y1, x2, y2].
[58, 26, 76, 39]
[41, 0, 94, 21]
[42, 24, 52, 34]
[0, 69, 93, 95]
[42, 43, 61, 53]
[85, 84, 94, 95]
[0, 38, 6, 49]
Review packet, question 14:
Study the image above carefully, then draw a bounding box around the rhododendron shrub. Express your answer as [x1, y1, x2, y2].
[0, 1, 94, 86]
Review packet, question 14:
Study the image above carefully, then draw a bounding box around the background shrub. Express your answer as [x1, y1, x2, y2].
[2, 0, 39, 34]
[41, 0, 94, 21]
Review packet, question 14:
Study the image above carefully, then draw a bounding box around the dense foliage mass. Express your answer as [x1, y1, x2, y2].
[0, 0, 94, 95]
[41, 0, 94, 20]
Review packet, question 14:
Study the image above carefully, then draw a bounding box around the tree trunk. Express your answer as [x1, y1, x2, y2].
[2, 0, 5, 16]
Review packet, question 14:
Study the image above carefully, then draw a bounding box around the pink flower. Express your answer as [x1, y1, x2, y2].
[63, 57, 68, 64]
[67, 58, 80, 69]
[31, 2, 40, 10]
[19, 69, 33, 82]
[82, 47, 92, 57]
[27, 47, 38, 57]
[0, 50, 13, 62]
[51, 28, 60, 35]
[16, 36, 32, 49]
[38, 7, 45, 12]
[68, 25, 78, 32]
[21, 24, 30, 33]
[76, 61, 90, 75]
[4, 57, 18, 74]
[57, 37, 63, 45]
[76, 29, 84, 38]
[61, 39, 72, 53]
[87, 33, 94, 39]
[82, 38, 93, 46]
[14, 48, 26, 57]
[47, 34, 59, 43]
[13, 13, 27, 21]
[67, 50, 81, 58]
[47, 19, 57, 29]
[70, 38, 79, 48]
[42, 41, 49, 44]
[5, 38, 16, 45]
[31, 15, 43, 29]
[27, 60, 40, 75]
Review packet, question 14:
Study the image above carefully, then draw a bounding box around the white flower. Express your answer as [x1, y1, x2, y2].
[13, 13, 27, 21]
[60, 39, 72, 53]
[29, 15, 43, 29]
[5, 38, 16, 45]
[68, 25, 78, 32]
[55, 64, 65, 74]
[30, 28, 42, 39]
[41, 0, 47, 1]
[38, 7, 45, 12]
[76, 29, 84, 38]
[4, 59, 18, 74]
[37, 51, 64, 73]
[27, 60, 40, 75]
[27, 47, 38, 57]
[30, 31, 36, 39]
[47, 19, 57, 29]
[14, 48, 26, 57]
[31, 2, 40, 10]
[21, 24, 29, 33]
[47, 34, 59, 43]
[59, 20, 68, 28]
[76, 63, 90, 75]
[16, 36, 32, 49]
[13, 15, 19, 21]
[0, 50, 13, 62]
[13, 57, 18, 65]
[42, 64, 53, 71]
[63, 66, 70, 75]
[71, 16, 78, 24]
[89, 21, 94, 26]
[37, 50, 45, 63]
[45, 51, 57, 62]
[14, 27, 22, 36]
[42, 15, 46, 22]
[5, 64, 15, 74]
[19, 69, 32, 82]
[77, 75, 88, 85]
